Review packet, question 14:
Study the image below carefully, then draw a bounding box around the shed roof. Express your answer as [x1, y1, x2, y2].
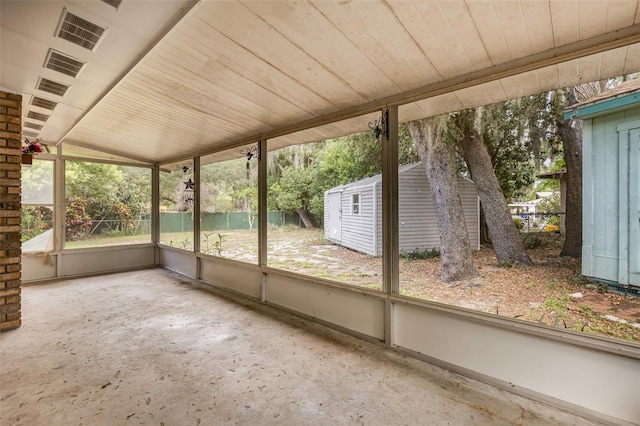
[327, 163, 420, 193]
[326, 162, 473, 194]
[564, 78, 640, 119]
[3, 1, 640, 165]
[537, 169, 567, 180]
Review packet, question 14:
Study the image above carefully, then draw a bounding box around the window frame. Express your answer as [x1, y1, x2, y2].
[351, 193, 361, 215]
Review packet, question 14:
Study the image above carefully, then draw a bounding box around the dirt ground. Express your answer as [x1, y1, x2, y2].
[400, 245, 640, 342]
[122, 227, 640, 343]
[263, 229, 640, 343]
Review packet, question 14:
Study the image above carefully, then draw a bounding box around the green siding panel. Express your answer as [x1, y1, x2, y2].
[630, 128, 640, 286]
[583, 105, 640, 287]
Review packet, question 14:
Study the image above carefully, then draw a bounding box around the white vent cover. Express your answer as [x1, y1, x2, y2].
[31, 97, 58, 110]
[101, 0, 122, 10]
[44, 49, 85, 78]
[24, 122, 44, 130]
[56, 9, 106, 51]
[37, 77, 70, 97]
[22, 130, 41, 138]
[27, 111, 50, 122]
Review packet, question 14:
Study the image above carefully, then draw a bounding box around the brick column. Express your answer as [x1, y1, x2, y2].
[0, 91, 22, 331]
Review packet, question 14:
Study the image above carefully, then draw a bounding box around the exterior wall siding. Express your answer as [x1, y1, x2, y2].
[0, 91, 22, 331]
[325, 163, 479, 257]
[583, 106, 640, 286]
[398, 165, 479, 254]
[323, 192, 330, 240]
[339, 185, 377, 256]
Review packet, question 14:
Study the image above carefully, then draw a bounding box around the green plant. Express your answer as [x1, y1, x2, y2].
[203, 232, 213, 254]
[179, 238, 191, 250]
[401, 247, 440, 260]
[513, 217, 524, 230]
[212, 233, 226, 256]
[525, 236, 543, 249]
[65, 197, 92, 241]
[546, 215, 560, 226]
[543, 295, 570, 318]
[546, 278, 559, 290]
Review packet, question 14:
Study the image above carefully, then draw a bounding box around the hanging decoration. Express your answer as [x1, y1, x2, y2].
[21, 137, 44, 166]
[177, 160, 194, 174]
[240, 141, 261, 161]
[177, 160, 196, 207]
[183, 178, 195, 191]
[240, 141, 261, 180]
[368, 110, 389, 140]
[183, 179, 195, 206]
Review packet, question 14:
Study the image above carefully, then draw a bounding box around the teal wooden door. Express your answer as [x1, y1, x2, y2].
[630, 128, 640, 286]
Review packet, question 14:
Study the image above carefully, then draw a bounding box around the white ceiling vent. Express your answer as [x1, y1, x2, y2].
[44, 49, 86, 78]
[27, 111, 50, 122]
[37, 77, 70, 97]
[24, 122, 44, 130]
[101, 0, 123, 10]
[56, 9, 107, 51]
[31, 97, 58, 110]
[22, 130, 41, 139]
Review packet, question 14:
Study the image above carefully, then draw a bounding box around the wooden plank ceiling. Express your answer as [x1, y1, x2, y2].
[3, 1, 640, 165]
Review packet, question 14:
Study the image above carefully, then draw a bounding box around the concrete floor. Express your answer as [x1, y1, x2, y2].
[1, 268, 603, 425]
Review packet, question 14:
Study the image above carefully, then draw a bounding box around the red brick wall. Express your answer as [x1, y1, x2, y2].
[0, 91, 22, 331]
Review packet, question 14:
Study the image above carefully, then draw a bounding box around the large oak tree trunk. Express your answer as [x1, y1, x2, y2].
[407, 119, 479, 282]
[557, 117, 582, 257]
[457, 114, 533, 266]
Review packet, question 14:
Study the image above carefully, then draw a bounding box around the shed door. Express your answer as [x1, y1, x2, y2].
[630, 128, 640, 286]
[328, 192, 342, 242]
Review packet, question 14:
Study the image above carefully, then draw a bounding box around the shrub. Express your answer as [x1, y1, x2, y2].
[513, 217, 524, 230]
[401, 247, 440, 260]
[65, 197, 92, 241]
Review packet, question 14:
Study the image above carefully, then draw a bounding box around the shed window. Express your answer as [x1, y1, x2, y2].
[352, 193, 360, 214]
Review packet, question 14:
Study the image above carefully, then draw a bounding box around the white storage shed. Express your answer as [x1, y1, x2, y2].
[324, 163, 480, 256]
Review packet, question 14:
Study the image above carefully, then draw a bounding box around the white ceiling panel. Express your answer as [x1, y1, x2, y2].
[600, 47, 631, 78]
[550, 1, 580, 46]
[521, 1, 554, 53]
[1, 0, 640, 165]
[466, 1, 514, 64]
[623, 43, 640, 74]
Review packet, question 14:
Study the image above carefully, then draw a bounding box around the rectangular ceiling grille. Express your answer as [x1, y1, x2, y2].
[37, 78, 70, 97]
[101, 0, 122, 9]
[57, 10, 106, 51]
[27, 111, 50, 122]
[31, 97, 58, 110]
[24, 122, 44, 130]
[45, 49, 85, 77]
[23, 131, 41, 138]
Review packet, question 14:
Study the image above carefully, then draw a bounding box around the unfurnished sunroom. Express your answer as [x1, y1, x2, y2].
[2, 1, 640, 425]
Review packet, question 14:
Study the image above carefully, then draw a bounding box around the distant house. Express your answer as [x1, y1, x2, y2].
[536, 170, 567, 232]
[509, 191, 560, 215]
[565, 79, 640, 290]
[324, 162, 479, 257]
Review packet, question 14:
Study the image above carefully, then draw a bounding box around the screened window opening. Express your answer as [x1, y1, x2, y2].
[266, 115, 383, 290]
[22, 159, 54, 254]
[199, 149, 258, 264]
[65, 161, 151, 248]
[159, 162, 194, 250]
